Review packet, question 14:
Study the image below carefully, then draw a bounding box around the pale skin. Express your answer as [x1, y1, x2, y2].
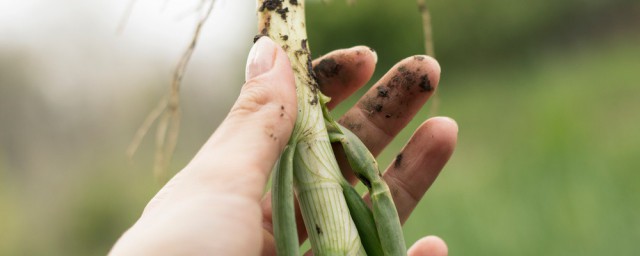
[110, 37, 457, 256]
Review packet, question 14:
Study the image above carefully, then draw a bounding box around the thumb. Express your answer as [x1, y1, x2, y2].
[187, 37, 297, 200]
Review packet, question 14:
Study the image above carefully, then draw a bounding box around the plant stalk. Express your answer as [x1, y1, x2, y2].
[257, 0, 365, 255]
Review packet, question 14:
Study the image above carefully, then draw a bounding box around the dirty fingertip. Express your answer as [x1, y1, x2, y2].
[410, 54, 441, 86]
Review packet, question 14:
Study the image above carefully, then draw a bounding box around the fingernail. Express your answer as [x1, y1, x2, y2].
[246, 37, 277, 80]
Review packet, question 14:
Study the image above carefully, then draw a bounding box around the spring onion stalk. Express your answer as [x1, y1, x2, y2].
[257, 1, 405, 255]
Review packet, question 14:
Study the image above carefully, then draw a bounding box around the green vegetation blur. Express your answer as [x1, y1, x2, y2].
[1, 0, 639, 255]
[306, 1, 640, 255]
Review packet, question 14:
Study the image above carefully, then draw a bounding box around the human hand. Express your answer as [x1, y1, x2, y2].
[110, 37, 457, 256]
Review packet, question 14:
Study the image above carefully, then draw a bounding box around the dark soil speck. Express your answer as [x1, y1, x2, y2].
[275, 7, 289, 19]
[313, 58, 341, 79]
[394, 153, 403, 168]
[259, 0, 281, 11]
[253, 34, 265, 43]
[419, 75, 432, 92]
[377, 86, 389, 97]
[374, 104, 383, 112]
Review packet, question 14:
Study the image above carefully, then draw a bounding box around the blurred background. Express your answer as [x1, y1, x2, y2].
[0, 0, 638, 255]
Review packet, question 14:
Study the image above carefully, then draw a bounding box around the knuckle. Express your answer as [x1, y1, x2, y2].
[230, 80, 273, 116]
[386, 174, 421, 208]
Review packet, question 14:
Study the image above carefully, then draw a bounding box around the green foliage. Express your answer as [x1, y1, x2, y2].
[307, 0, 637, 73]
[401, 35, 640, 255]
[308, 1, 640, 254]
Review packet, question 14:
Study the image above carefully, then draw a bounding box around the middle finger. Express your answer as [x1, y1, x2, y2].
[335, 55, 441, 184]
